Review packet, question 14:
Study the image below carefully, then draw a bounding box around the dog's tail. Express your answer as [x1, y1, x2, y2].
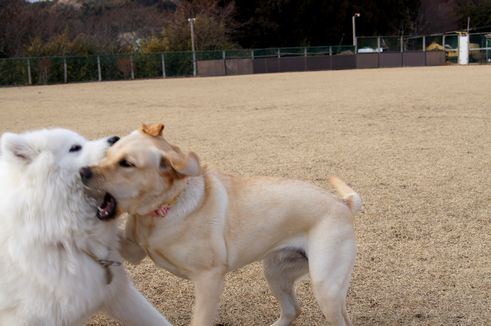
[328, 176, 362, 215]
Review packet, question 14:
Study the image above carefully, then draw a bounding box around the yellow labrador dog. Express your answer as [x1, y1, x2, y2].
[81, 123, 362, 326]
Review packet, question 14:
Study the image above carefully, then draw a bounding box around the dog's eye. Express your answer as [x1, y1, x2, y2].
[69, 144, 82, 153]
[119, 159, 135, 168]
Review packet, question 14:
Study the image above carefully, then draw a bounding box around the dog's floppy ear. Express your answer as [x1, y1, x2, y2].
[141, 123, 164, 137]
[1, 132, 37, 163]
[165, 151, 201, 177]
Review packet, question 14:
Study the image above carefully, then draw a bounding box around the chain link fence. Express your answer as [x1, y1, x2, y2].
[357, 32, 491, 64]
[0, 46, 356, 86]
[1, 33, 489, 86]
[0, 52, 196, 86]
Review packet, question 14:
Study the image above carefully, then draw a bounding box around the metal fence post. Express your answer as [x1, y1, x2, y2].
[27, 58, 32, 85]
[97, 56, 102, 81]
[251, 49, 254, 59]
[63, 57, 68, 83]
[443, 35, 447, 62]
[423, 36, 427, 66]
[188, 18, 197, 76]
[377, 37, 381, 53]
[400, 36, 404, 53]
[304, 47, 308, 71]
[329, 46, 332, 56]
[130, 55, 134, 80]
[277, 48, 280, 58]
[161, 53, 166, 78]
[222, 50, 227, 76]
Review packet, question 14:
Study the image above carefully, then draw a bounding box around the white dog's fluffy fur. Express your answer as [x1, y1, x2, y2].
[0, 129, 170, 326]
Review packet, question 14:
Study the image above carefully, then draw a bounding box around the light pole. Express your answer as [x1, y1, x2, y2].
[188, 17, 197, 76]
[352, 13, 360, 52]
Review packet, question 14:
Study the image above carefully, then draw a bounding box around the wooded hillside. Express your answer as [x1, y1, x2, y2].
[1, 0, 489, 57]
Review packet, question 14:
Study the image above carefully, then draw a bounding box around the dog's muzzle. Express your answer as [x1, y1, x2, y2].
[79, 167, 118, 221]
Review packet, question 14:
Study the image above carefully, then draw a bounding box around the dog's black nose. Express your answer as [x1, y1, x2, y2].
[107, 136, 120, 146]
[79, 167, 93, 180]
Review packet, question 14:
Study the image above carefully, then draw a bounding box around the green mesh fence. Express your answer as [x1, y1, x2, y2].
[0, 58, 29, 86]
[357, 37, 378, 52]
[134, 53, 163, 79]
[28, 57, 63, 85]
[380, 36, 402, 52]
[444, 35, 458, 49]
[163, 51, 193, 77]
[100, 54, 132, 81]
[307, 46, 332, 56]
[279, 47, 305, 57]
[196, 51, 222, 61]
[225, 49, 252, 59]
[426, 35, 444, 51]
[468, 34, 490, 63]
[443, 35, 459, 63]
[196, 49, 277, 60]
[250, 46, 354, 58]
[0, 35, 488, 87]
[404, 37, 424, 51]
[253, 48, 278, 58]
[66, 56, 99, 82]
[331, 45, 355, 55]
[470, 33, 487, 48]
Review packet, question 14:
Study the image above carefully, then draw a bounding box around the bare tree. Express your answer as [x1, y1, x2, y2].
[159, 0, 238, 51]
[416, 0, 460, 34]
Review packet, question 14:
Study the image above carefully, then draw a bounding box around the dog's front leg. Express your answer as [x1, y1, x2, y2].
[105, 282, 171, 326]
[119, 215, 147, 264]
[191, 269, 225, 326]
[119, 232, 146, 264]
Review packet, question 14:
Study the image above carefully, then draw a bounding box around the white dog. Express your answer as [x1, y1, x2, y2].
[0, 128, 170, 326]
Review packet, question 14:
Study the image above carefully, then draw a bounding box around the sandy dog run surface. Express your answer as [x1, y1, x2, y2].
[0, 66, 489, 325]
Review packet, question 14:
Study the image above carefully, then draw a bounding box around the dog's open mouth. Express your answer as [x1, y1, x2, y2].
[97, 193, 117, 220]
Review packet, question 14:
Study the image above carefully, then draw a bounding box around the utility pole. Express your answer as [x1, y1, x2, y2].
[188, 17, 197, 76]
[352, 13, 360, 52]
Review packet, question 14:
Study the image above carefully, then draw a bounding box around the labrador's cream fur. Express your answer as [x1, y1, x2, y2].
[84, 123, 362, 326]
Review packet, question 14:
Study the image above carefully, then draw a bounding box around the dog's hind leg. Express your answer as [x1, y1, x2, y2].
[263, 249, 309, 326]
[308, 221, 356, 326]
[105, 282, 171, 326]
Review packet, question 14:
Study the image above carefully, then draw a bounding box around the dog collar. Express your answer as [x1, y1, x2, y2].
[82, 249, 122, 284]
[148, 204, 171, 217]
[145, 191, 183, 218]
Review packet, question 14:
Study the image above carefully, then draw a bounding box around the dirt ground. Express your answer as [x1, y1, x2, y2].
[0, 66, 489, 325]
